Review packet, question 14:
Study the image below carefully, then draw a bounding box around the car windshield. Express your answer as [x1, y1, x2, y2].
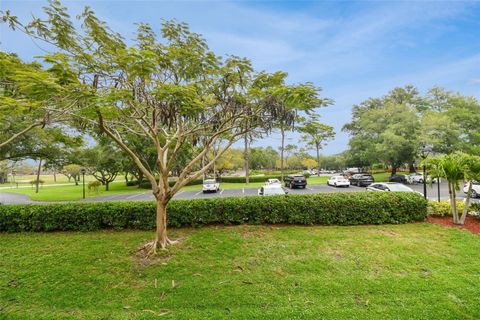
[360, 175, 372, 179]
[387, 184, 413, 192]
[204, 180, 216, 184]
[293, 176, 305, 180]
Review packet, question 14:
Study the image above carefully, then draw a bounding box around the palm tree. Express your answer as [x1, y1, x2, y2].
[423, 153, 469, 224]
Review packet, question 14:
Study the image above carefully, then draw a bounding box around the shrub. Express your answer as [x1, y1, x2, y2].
[0, 192, 427, 232]
[29, 179, 44, 186]
[303, 172, 311, 178]
[427, 200, 473, 217]
[88, 180, 102, 193]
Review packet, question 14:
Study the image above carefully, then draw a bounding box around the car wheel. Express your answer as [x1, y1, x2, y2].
[472, 190, 478, 198]
[290, 182, 294, 189]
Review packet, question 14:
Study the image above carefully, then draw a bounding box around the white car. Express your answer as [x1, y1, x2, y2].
[367, 182, 421, 195]
[407, 173, 441, 184]
[266, 178, 281, 186]
[202, 179, 220, 193]
[464, 181, 480, 198]
[258, 185, 287, 196]
[327, 176, 350, 187]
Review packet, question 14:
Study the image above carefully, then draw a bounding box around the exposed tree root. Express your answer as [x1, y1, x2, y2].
[138, 237, 180, 258]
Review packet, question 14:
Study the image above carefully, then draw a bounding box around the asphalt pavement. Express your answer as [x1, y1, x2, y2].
[0, 182, 471, 204]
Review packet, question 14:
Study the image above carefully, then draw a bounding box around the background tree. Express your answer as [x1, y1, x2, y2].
[300, 120, 335, 174]
[62, 164, 82, 185]
[252, 71, 331, 181]
[83, 142, 123, 191]
[249, 147, 278, 170]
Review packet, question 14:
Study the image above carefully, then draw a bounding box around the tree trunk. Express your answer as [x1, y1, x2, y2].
[105, 181, 109, 191]
[280, 127, 285, 181]
[409, 162, 415, 173]
[391, 164, 397, 176]
[74, 175, 79, 186]
[448, 181, 459, 224]
[244, 134, 250, 184]
[155, 199, 169, 249]
[35, 159, 42, 194]
[460, 182, 472, 224]
[53, 170, 57, 183]
[316, 144, 321, 175]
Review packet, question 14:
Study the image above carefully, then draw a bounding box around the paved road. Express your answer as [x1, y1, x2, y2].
[80, 182, 466, 202]
[0, 182, 472, 204]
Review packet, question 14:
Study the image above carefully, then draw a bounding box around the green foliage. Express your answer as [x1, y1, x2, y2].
[428, 200, 467, 217]
[88, 180, 102, 193]
[0, 192, 427, 232]
[29, 179, 44, 185]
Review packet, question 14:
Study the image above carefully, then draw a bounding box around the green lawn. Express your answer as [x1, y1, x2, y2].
[1, 224, 480, 319]
[0, 182, 146, 201]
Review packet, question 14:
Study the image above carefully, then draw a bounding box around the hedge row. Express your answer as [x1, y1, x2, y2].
[0, 192, 427, 232]
[128, 175, 284, 189]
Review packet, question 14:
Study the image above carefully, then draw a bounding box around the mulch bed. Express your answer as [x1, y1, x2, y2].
[427, 215, 480, 235]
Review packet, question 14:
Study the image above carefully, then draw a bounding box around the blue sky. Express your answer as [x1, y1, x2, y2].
[2, 1, 480, 155]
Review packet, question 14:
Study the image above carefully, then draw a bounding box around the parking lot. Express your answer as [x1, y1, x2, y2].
[78, 181, 469, 202]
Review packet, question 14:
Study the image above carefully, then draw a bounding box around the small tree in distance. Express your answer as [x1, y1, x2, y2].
[300, 119, 335, 174]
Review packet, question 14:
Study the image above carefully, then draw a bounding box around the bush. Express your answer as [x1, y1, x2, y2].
[88, 180, 102, 193]
[0, 192, 427, 232]
[426, 200, 479, 217]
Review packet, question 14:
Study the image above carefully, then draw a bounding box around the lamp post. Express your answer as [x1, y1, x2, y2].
[419, 145, 432, 199]
[80, 168, 86, 199]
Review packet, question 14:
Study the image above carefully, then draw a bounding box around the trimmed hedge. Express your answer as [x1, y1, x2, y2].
[0, 192, 427, 232]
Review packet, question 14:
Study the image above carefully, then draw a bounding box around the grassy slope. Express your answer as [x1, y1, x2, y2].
[1, 224, 480, 319]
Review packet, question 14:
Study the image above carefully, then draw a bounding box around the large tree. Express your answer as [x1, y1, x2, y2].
[343, 86, 423, 174]
[3, 3, 317, 251]
[252, 71, 331, 181]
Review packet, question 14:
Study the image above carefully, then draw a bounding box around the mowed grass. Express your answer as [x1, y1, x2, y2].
[1, 224, 480, 319]
[0, 182, 146, 201]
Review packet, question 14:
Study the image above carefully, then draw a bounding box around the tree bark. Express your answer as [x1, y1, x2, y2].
[448, 181, 459, 224]
[391, 164, 397, 176]
[53, 170, 56, 183]
[316, 144, 321, 175]
[155, 199, 168, 249]
[280, 127, 285, 181]
[460, 182, 472, 224]
[409, 162, 415, 173]
[244, 134, 249, 184]
[105, 181, 109, 191]
[74, 175, 79, 186]
[35, 159, 42, 194]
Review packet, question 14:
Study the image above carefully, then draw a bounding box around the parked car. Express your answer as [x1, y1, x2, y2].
[389, 174, 407, 183]
[202, 179, 220, 193]
[327, 175, 350, 187]
[464, 181, 480, 198]
[266, 178, 281, 186]
[349, 173, 374, 187]
[284, 175, 307, 189]
[258, 185, 287, 196]
[367, 182, 421, 195]
[407, 173, 440, 184]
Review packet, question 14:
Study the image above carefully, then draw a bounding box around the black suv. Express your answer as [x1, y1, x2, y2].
[389, 174, 407, 183]
[284, 175, 307, 189]
[349, 173, 374, 187]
